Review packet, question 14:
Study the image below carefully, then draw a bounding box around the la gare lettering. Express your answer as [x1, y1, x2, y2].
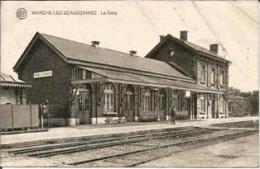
[100, 10, 117, 15]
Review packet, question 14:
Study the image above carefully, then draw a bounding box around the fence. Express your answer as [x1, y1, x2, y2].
[0, 104, 39, 130]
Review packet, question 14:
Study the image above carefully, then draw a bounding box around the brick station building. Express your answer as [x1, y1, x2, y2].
[146, 31, 231, 119]
[13, 32, 230, 126]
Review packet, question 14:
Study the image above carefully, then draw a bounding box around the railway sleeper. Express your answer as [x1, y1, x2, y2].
[68, 130, 256, 167]
[3, 126, 196, 149]
[26, 129, 215, 158]
[9, 127, 204, 155]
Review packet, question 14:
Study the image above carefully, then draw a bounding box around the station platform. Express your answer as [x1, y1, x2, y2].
[1, 116, 258, 145]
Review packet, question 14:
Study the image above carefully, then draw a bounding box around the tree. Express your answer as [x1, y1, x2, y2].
[249, 90, 259, 116]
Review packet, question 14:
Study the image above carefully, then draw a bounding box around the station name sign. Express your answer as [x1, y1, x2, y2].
[33, 70, 53, 79]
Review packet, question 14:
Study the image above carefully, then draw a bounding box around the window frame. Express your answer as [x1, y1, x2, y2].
[200, 95, 206, 112]
[104, 83, 115, 112]
[219, 95, 224, 113]
[220, 71, 225, 86]
[211, 68, 216, 84]
[158, 90, 166, 111]
[200, 65, 206, 83]
[143, 89, 152, 111]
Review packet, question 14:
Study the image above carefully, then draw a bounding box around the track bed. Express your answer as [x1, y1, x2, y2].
[1, 121, 258, 167]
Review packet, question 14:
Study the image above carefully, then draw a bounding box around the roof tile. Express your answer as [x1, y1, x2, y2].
[40, 33, 193, 81]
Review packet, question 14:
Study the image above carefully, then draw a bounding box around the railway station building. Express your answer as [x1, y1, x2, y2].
[13, 32, 230, 126]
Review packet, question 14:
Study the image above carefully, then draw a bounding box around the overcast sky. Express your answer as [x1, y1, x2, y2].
[1, 1, 259, 92]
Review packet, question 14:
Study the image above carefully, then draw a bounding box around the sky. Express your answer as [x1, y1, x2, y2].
[1, 1, 259, 92]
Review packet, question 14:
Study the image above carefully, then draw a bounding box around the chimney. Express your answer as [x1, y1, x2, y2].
[91, 41, 100, 47]
[160, 35, 166, 41]
[129, 50, 137, 56]
[210, 44, 218, 54]
[180, 31, 188, 41]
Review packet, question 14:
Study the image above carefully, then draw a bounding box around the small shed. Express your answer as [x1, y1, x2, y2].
[0, 72, 31, 104]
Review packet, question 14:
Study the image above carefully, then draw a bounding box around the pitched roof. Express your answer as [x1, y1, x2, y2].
[0, 72, 22, 82]
[146, 34, 231, 63]
[14, 32, 194, 82]
[77, 66, 225, 94]
[0, 72, 31, 88]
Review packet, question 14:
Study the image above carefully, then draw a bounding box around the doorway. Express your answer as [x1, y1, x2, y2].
[78, 89, 91, 124]
[125, 86, 135, 122]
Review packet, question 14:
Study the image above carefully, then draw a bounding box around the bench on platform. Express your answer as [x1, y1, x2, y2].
[103, 112, 126, 124]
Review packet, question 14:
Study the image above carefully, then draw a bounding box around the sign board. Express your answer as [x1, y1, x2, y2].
[33, 70, 53, 79]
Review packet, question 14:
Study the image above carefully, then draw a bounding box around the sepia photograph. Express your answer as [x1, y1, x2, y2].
[0, 0, 259, 168]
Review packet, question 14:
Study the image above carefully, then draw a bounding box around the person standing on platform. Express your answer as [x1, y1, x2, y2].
[42, 100, 49, 129]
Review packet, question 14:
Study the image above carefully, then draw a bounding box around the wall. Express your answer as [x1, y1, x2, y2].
[17, 40, 70, 119]
[0, 104, 39, 129]
[197, 56, 229, 90]
[74, 80, 171, 124]
[148, 41, 196, 78]
[0, 87, 17, 104]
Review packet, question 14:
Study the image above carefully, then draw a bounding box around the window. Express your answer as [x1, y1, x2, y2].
[158, 90, 166, 111]
[220, 71, 225, 85]
[219, 95, 224, 113]
[200, 65, 206, 83]
[72, 68, 83, 80]
[169, 50, 175, 57]
[72, 68, 91, 80]
[200, 95, 206, 112]
[143, 89, 152, 111]
[104, 83, 115, 112]
[82, 70, 86, 80]
[211, 68, 216, 84]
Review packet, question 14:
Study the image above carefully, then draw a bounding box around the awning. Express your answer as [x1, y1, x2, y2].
[0, 81, 32, 88]
[73, 66, 225, 94]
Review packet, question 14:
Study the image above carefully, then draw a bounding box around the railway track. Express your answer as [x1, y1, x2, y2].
[4, 126, 193, 149]
[6, 127, 217, 158]
[66, 129, 258, 167]
[2, 121, 258, 167]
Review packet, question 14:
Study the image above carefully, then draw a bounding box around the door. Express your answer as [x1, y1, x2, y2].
[159, 90, 166, 121]
[208, 97, 213, 119]
[212, 98, 216, 118]
[209, 94, 216, 118]
[125, 89, 135, 122]
[193, 94, 197, 119]
[78, 90, 91, 124]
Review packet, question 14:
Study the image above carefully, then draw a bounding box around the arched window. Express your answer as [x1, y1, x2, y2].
[143, 89, 151, 111]
[159, 90, 166, 111]
[104, 83, 115, 112]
